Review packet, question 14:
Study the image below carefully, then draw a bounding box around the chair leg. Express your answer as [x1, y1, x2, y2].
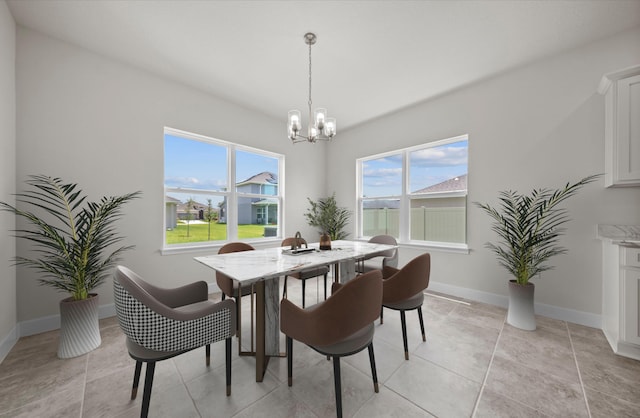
[282, 276, 288, 299]
[323, 273, 328, 300]
[417, 306, 426, 342]
[206, 344, 211, 366]
[131, 360, 143, 400]
[286, 336, 293, 386]
[400, 310, 409, 360]
[301, 279, 306, 308]
[141, 361, 156, 418]
[333, 356, 343, 418]
[226, 337, 232, 396]
[367, 343, 379, 393]
[380, 306, 384, 324]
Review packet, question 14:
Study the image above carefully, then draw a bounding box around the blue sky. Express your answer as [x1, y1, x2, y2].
[164, 134, 278, 203]
[362, 139, 468, 197]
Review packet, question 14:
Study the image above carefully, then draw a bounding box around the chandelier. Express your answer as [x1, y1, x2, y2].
[287, 32, 336, 143]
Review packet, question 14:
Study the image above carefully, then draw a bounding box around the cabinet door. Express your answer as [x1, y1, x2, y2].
[623, 268, 640, 345]
[616, 74, 640, 184]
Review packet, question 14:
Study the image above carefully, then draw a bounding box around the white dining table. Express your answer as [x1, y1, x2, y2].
[194, 240, 397, 381]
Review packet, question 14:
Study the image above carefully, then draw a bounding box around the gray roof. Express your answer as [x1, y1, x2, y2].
[237, 171, 278, 186]
[413, 174, 467, 194]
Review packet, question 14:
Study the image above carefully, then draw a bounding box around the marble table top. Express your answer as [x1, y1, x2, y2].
[194, 240, 396, 283]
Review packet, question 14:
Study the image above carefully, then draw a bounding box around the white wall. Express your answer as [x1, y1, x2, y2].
[0, 0, 17, 358]
[328, 27, 640, 320]
[15, 27, 326, 322]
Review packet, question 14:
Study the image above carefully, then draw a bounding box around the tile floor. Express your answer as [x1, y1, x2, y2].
[1, 278, 639, 417]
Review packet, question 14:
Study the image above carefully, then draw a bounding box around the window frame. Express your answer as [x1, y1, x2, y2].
[356, 134, 469, 253]
[163, 127, 284, 254]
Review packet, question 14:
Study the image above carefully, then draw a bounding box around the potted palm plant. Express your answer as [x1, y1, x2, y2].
[304, 193, 351, 249]
[0, 175, 140, 358]
[474, 174, 599, 330]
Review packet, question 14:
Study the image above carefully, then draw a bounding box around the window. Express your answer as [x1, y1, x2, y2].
[164, 127, 283, 250]
[357, 135, 468, 248]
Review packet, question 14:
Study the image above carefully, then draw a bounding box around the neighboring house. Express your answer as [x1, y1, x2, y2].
[176, 201, 214, 221]
[411, 174, 468, 209]
[165, 195, 181, 230]
[221, 171, 278, 225]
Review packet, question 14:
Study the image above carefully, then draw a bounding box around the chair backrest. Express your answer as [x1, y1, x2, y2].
[369, 234, 398, 265]
[383, 253, 430, 303]
[216, 242, 255, 296]
[281, 270, 383, 347]
[113, 265, 235, 352]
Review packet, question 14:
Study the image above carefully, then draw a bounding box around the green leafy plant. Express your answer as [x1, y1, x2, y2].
[304, 193, 351, 240]
[474, 174, 600, 286]
[0, 175, 141, 300]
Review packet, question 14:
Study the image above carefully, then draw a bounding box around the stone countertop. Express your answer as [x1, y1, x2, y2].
[597, 225, 640, 246]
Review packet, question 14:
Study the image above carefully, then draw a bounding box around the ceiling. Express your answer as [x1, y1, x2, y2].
[7, 0, 640, 131]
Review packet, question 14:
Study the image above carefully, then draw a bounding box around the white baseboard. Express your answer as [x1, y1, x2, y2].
[428, 280, 602, 329]
[19, 303, 117, 337]
[0, 325, 18, 364]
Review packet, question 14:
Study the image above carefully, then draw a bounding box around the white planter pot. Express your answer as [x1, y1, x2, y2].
[58, 293, 102, 358]
[507, 281, 536, 331]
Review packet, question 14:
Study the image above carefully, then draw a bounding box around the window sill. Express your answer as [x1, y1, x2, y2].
[355, 238, 469, 255]
[161, 238, 283, 256]
[401, 241, 469, 254]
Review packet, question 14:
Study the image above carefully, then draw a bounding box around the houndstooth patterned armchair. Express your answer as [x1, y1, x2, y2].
[114, 265, 236, 418]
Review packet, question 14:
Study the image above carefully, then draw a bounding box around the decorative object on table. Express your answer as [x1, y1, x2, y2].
[380, 253, 431, 360]
[281, 234, 329, 307]
[474, 174, 600, 331]
[114, 266, 236, 418]
[287, 32, 337, 143]
[304, 193, 351, 247]
[0, 175, 140, 358]
[281, 270, 383, 418]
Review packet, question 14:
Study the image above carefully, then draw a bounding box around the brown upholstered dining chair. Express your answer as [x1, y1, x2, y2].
[281, 236, 330, 307]
[217, 242, 256, 355]
[281, 270, 383, 418]
[113, 266, 236, 418]
[356, 235, 398, 274]
[380, 252, 431, 360]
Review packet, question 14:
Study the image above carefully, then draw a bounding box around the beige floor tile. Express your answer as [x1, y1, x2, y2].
[584, 386, 640, 418]
[353, 388, 435, 418]
[474, 388, 549, 418]
[287, 359, 378, 418]
[186, 355, 280, 417]
[413, 316, 498, 383]
[485, 355, 588, 417]
[232, 385, 317, 418]
[386, 356, 481, 417]
[0, 354, 86, 412]
[0, 386, 82, 418]
[496, 326, 580, 383]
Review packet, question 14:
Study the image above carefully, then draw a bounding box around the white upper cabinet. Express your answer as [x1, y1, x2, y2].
[598, 65, 640, 187]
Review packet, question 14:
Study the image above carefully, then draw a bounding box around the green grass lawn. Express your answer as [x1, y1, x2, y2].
[166, 222, 272, 244]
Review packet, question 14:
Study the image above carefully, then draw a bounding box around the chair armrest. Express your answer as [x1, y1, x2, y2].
[382, 266, 400, 280]
[150, 280, 209, 308]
